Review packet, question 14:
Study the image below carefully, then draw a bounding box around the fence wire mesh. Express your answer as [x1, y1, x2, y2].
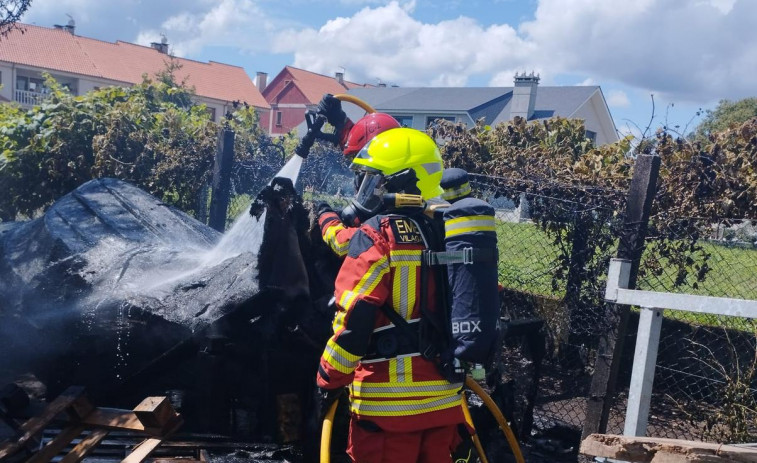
[469, 173, 629, 445]
[609, 216, 757, 442]
[204, 140, 352, 230]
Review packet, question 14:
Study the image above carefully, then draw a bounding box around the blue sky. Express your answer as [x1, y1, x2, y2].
[23, 0, 756, 138]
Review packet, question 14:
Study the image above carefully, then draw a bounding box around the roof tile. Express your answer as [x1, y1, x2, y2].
[271, 66, 370, 104]
[0, 24, 269, 108]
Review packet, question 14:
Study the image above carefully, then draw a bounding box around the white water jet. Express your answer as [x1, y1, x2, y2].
[276, 155, 304, 185]
[84, 154, 307, 302]
[203, 154, 304, 266]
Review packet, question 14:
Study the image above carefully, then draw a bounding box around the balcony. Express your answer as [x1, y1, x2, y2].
[14, 89, 50, 106]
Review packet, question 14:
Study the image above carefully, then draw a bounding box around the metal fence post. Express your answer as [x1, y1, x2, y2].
[624, 307, 663, 436]
[582, 154, 661, 439]
[208, 128, 235, 232]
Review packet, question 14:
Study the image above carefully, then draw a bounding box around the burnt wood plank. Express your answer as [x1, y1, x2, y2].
[59, 429, 109, 463]
[25, 425, 85, 463]
[122, 438, 165, 463]
[80, 409, 145, 433]
[120, 418, 182, 463]
[0, 386, 86, 460]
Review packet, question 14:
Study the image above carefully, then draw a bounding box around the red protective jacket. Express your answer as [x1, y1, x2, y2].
[318, 210, 358, 258]
[317, 213, 465, 432]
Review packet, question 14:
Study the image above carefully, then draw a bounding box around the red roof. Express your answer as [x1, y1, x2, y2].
[263, 65, 370, 104]
[0, 24, 269, 109]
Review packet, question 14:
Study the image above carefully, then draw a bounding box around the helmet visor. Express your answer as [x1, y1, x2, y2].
[354, 172, 385, 214]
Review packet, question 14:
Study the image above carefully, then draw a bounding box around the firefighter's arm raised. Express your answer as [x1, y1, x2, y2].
[317, 226, 390, 389]
[318, 212, 359, 258]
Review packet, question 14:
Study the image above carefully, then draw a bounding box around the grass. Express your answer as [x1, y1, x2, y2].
[493, 220, 757, 330]
[638, 241, 757, 300]
[636, 240, 757, 330]
[495, 221, 564, 298]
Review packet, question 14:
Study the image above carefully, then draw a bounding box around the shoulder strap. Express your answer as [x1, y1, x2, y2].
[424, 247, 497, 266]
[413, 213, 453, 355]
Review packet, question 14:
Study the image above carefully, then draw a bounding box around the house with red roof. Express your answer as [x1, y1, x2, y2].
[260, 65, 370, 136]
[0, 23, 269, 122]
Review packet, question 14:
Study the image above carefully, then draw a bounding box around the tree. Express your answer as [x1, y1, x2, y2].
[0, 0, 31, 38]
[693, 97, 757, 140]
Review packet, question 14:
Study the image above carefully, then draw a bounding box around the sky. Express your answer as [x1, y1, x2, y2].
[22, 0, 757, 138]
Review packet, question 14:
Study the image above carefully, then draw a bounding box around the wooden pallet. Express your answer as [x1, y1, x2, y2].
[0, 386, 182, 463]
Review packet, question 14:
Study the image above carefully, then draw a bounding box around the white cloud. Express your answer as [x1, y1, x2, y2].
[24, 0, 276, 58]
[699, 0, 737, 14]
[139, 0, 272, 57]
[23, 0, 757, 107]
[273, 0, 756, 104]
[520, 0, 757, 102]
[273, 1, 535, 86]
[577, 78, 595, 86]
[606, 90, 630, 108]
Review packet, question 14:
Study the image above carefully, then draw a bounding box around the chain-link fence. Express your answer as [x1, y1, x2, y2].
[469, 172, 630, 447]
[609, 216, 757, 442]
[198, 134, 351, 231]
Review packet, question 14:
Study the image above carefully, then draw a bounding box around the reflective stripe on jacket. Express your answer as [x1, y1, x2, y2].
[317, 213, 465, 432]
[318, 210, 358, 258]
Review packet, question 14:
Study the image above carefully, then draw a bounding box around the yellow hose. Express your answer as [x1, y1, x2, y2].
[318, 378, 523, 463]
[460, 392, 490, 463]
[465, 376, 525, 463]
[334, 94, 376, 114]
[320, 399, 339, 463]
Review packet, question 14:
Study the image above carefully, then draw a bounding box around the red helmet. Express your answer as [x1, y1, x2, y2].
[343, 113, 401, 156]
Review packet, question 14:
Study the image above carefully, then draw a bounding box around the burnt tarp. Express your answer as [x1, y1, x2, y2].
[0, 177, 330, 443]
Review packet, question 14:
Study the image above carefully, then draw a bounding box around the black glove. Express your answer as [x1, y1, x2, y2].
[250, 177, 298, 218]
[317, 94, 346, 128]
[316, 201, 334, 217]
[317, 387, 343, 421]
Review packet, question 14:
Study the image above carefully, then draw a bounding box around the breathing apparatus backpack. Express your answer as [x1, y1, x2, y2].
[428, 197, 501, 364]
[375, 195, 501, 371]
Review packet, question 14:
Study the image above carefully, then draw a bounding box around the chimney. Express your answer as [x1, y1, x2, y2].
[335, 72, 344, 85]
[54, 17, 76, 35]
[256, 72, 268, 92]
[151, 34, 169, 54]
[510, 72, 540, 120]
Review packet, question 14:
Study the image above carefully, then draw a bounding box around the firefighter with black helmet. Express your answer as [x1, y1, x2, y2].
[316, 128, 467, 463]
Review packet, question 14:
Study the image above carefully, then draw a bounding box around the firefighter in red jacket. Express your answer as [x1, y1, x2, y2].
[316, 128, 466, 463]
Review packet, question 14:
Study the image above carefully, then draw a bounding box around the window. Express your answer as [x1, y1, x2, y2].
[390, 115, 413, 128]
[16, 76, 28, 91]
[586, 130, 597, 143]
[426, 116, 456, 128]
[206, 107, 217, 121]
[16, 76, 45, 93]
[276, 111, 283, 126]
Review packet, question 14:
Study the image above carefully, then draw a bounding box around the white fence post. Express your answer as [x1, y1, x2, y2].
[623, 307, 663, 437]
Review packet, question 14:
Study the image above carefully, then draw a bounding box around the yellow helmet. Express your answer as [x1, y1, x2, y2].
[351, 128, 444, 200]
